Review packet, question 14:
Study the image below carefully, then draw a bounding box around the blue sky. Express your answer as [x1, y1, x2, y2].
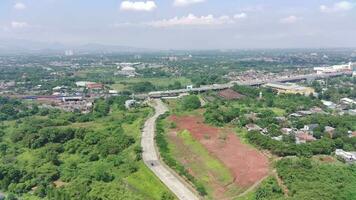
[0, 0, 356, 49]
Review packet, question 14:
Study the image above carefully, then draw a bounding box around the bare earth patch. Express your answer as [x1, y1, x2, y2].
[169, 115, 269, 189]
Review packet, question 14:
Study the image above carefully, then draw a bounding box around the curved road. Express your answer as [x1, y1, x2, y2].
[141, 99, 200, 200]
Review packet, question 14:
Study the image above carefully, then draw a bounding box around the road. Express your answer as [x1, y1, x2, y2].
[141, 99, 200, 200]
[148, 71, 352, 98]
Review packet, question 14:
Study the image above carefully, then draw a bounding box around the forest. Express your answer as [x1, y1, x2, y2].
[0, 96, 173, 200]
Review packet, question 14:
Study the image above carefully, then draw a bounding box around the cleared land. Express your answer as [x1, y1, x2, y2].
[169, 115, 269, 189]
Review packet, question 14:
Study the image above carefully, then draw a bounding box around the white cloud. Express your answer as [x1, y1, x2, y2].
[320, 1, 354, 13]
[11, 21, 29, 28]
[14, 2, 26, 10]
[148, 14, 234, 27]
[120, 1, 157, 11]
[280, 15, 300, 24]
[174, 0, 205, 7]
[234, 13, 247, 19]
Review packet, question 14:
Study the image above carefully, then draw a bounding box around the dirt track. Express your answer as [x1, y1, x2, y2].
[170, 115, 269, 188]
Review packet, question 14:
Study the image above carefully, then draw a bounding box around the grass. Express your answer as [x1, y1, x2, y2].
[125, 162, 174, 200]
[270, 107, 286, 116]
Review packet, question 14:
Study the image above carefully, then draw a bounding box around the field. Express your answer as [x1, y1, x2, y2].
[167, 129, 241, 199]
[164, 113, 269, 198]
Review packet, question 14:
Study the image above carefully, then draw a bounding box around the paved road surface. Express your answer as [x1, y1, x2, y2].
[141, 99, 200, 200]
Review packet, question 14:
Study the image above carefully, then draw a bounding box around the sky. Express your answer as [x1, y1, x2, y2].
[0, 0, 356, 50]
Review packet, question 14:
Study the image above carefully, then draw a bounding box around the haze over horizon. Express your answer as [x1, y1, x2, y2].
[1, 0, 356, 50]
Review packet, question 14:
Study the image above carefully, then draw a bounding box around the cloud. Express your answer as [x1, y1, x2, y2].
[120, 1, 157, 11]
[14, 2, 26, 10]
[173, 0, 205, 7]
[148, 14, 235, 27]
[11, 21, 29, 28]
[320, 1, 354, 13]
[280, 15, 300, 24]
[234, 13, 247, 19]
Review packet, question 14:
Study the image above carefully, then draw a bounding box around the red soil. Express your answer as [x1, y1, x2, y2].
[169, 115, 269, 188]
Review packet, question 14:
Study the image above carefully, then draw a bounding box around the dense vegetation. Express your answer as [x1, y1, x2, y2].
[178, 95, 201, 111]
[0, 97, 40, 121]
[276, 158, 356, 200]
[0, 96, 173, 200]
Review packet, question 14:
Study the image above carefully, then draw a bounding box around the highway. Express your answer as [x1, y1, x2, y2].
[141, 99, 200, 200]
[148, 71, 352, 98]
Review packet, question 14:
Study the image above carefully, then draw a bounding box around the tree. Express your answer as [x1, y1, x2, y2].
[180, 95, 201, 111]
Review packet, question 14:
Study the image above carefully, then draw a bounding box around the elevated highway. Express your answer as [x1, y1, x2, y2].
[149, 71, 352, 98]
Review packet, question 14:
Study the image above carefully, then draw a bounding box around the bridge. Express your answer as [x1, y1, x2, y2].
[148, 71, 352, 98]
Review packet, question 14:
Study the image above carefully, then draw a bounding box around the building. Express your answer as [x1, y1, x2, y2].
[325, 126, 335, 138]
[245, 124, 262, 132]
[116, 66, 137, 77]
[264, 82, 315, 96]
[335, 149, 356, 163]
[314, 62, 353, 74]
[303, 124, 319, 132]
[321, 100, 337, 110]
[76, 81, 95, 87]
[125, 100, 137, 109]
[64, 49, 74, 56]
[295, 131, 316, 144]
[86, 83, 103, 90]
[340, 98, 356, 106]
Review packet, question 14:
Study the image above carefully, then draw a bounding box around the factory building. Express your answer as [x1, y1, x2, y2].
[264, 82, 315, 96]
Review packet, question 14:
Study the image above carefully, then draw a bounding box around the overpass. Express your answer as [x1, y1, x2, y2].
[148, 71, 352, 98]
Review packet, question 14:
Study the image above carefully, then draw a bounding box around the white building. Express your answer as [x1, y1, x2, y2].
[340, 98, 356, 105]
[314, 62, 353, 74]
[335, 149, 356, 163]
[116, 65, 137, 77]
[64, 50, 74, 56]
[75, 81, 95, 87]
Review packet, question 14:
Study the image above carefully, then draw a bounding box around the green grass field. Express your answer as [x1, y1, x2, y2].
[126, 162, 174, 200]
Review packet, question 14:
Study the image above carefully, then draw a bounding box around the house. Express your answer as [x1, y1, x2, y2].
[295, 131, 316, 144]
[244, 113, 259, 122]
[335, 149, 356, 163]
[87, 83, 103, 90]
[272, 135, 283, 141]
[218, 89, 245, 100]
[310, 107, 325, 114]
[109, 90, 118, 95]
[297, 110, 313, 116]
[303, 124, 319, 132]
[325, 126, 335, 138]
[125, 100, 137, 109]
[245, 124, 262, 132]
[76, 81, 95, 87]
[281, 128, 293, 135]
[321, 100, 337, 110]
[340, 98, 356, 106]
[116, 65, 137, 77]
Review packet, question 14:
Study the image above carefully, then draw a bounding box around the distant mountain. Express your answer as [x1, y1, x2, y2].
[0, 39, 148, 55]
